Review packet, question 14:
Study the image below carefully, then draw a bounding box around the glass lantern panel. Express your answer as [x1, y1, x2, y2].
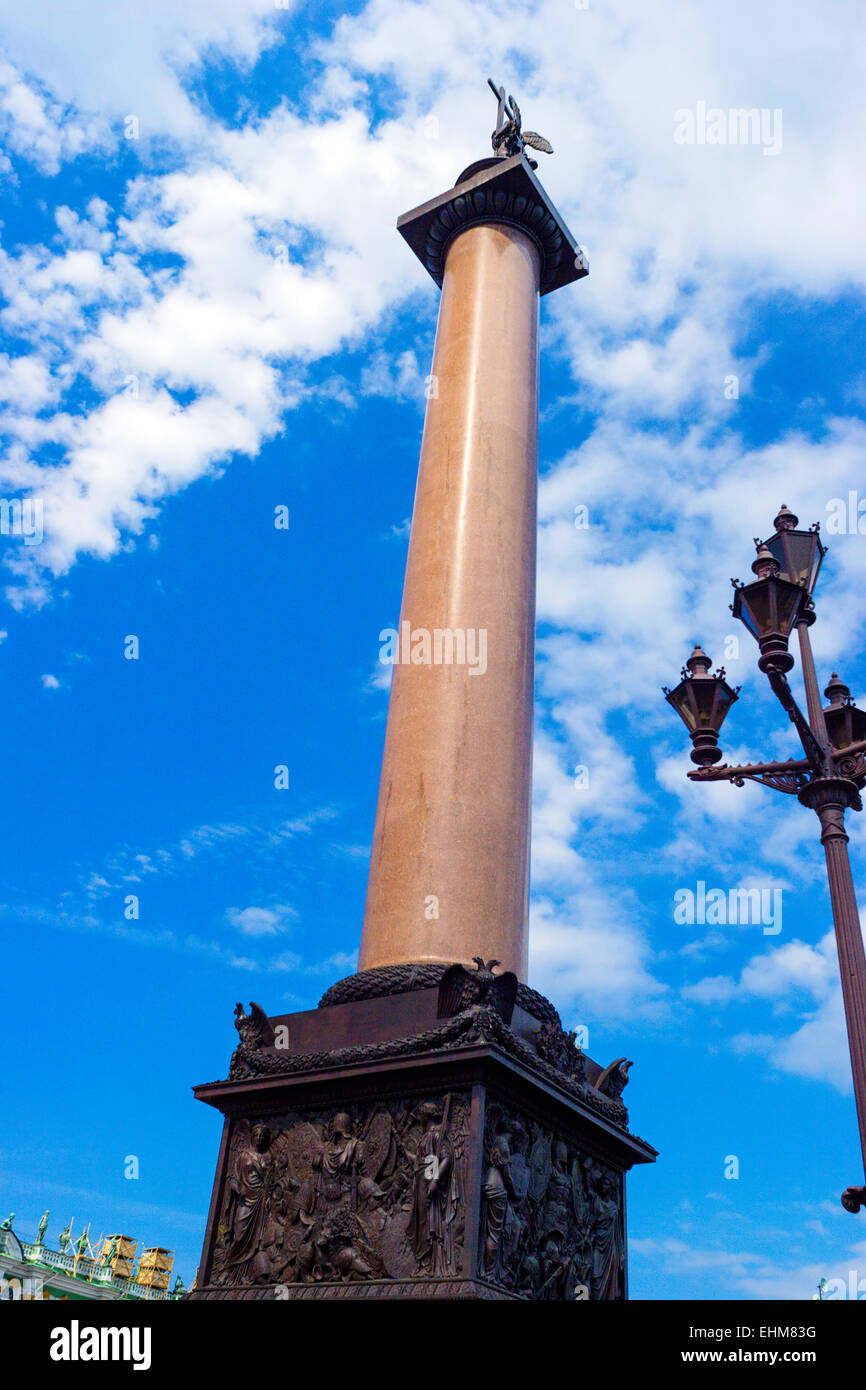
[736, 584, 770, 639]
[770, 581, 805, 635]
[766, 530, 824, 593]
[667, 682, 698, 731]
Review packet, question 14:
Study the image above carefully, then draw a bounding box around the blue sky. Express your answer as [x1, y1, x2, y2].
[2, 0, 866, 1298]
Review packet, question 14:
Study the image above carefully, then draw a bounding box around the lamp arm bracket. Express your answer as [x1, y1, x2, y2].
[766, 669, 829, 772]
[688, 757, 811, 795]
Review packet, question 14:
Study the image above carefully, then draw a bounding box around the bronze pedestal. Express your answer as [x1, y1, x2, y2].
[189, 969, 655, 1301]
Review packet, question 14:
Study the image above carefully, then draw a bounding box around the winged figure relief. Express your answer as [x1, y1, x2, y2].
[215, 1118, 274, 1284]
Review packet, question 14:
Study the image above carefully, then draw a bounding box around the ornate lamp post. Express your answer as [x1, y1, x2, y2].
[664, 506, 866, 1215]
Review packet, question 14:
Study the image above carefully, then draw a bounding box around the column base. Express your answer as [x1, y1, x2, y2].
[188, 967, 656, 1302]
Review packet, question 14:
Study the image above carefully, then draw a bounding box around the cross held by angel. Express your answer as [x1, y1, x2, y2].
[488, 77, 553, 168]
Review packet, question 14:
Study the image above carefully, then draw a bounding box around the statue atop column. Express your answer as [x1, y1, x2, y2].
[488, 77, 553, 167]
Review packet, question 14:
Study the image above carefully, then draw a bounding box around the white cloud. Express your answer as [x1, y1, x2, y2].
[1, 0, 865, 614]
[360, 348, 425, 401]
[226, 904, 296, 937]
[732, 990, 853, 1094]
[268, 948, 303, 973]
[632, 1231, 866, 1300]
[0, 61, 106, 174]
[0, 99, 454, 603]
[40, 672, 59, 688]
[305, 950, 359, 977]
[739, 937, 836, 1002]
[366, 658, 393, 693]
[529, 893, 669, 1025]
[0, 351, 58, 412]
[0, 1, 288, 154]
[681, 975, 737, 1006]
[686, 930, 864, 1092]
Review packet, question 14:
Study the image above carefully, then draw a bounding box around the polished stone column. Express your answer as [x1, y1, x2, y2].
[359, 220, 540, 976]
[357, 154, 586, 979]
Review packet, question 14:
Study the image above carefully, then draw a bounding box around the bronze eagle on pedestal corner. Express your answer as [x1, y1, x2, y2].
[437, 956, 518, 1024]
[593, 1056, 633, 1100]
[233, 1000, 274, 1053]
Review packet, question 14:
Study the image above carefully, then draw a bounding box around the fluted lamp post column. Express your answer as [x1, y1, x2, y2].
[359, 86, 588, 978]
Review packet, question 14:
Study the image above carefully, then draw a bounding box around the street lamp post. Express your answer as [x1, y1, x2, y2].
[664, 506, 866, 1214]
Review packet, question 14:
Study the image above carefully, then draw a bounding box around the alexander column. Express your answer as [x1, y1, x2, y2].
[359, 83, 586, 979]
[190, 85, 655, 1302]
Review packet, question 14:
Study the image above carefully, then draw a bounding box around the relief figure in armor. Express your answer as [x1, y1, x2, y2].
[538, 1233, 572, 1300]
[542, 1140, 572, 1240]
[290, 1110, 387, 1282]
[313, 1112, 366, 1209]
[480, 1105, 626, 1301]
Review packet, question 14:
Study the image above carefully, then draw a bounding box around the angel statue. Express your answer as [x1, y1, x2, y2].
[488, 77, 554, 169]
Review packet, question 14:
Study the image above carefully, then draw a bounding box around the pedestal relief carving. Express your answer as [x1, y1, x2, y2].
[191, 970, 655, 1300]
[480, 1100, 625, 1300]
[209, 1094, 469, 1290]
